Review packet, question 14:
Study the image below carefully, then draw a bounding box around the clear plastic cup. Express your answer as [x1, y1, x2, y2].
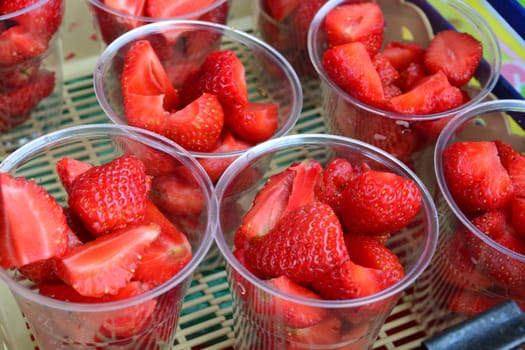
[86, 0, 231, 47]
[307, 0, 501, 192]
[215, 134, 439, 349]
[412, 99, 525, 336]
[0, 0, 64, 152]
[0, 124, 217, 350]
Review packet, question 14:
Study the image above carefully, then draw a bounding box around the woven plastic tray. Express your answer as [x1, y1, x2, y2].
[0, 9, 523, 349]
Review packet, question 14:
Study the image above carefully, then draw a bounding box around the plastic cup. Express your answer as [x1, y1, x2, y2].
[0, 0, 64, 152]
[307, 0, 501, 192]
[215, 134, 438, 349]
[412, 100, 525, 336]
[0, 124, 217, 350]
[86, 0, 231, 47]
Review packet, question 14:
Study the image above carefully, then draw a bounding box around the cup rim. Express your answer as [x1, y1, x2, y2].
[306, 0, 502, 121]
[0, 0, 51, 20]
[0, 124, 218, 311]
[215, 133, 439, 308]
[86, 0, 230, 21]
[93, 19, 303, 159]
[435, 99, 525, 262]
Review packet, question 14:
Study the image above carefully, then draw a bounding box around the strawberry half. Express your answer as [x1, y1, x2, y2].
[324, 2, 384, 56]
[495, 140, 525, 197]
[56, 223, 160, 297]
[245, 201, 349, 284]
[67, 154, 152, 236]
[150, 174, 205, 218]
[424, 30, 482, 87]
[0, 24, 48, 65]
[227, 102, 279, 144]
[315, 158, 353, 216]
[381, 41, 426, 72]
[0, 172, 69, 269]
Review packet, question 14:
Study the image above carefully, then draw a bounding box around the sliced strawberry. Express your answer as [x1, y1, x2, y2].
[121, 39, 179, 111]
[197, 131, 252, 183]
[0, 57, 41, 89]
[253, 276, 328, 328]
[286, 316, 342, 348]
[495, 140, 525, 196]
[90, 1, 142, 44]
[56, 223, 160, 297]
[396, 62, 430, 92]
[381, 41, 426, 72]
[179, 50, 248, 117]
[424, 30, 482, 87]
[315, 158, 353, 216]
[104, 0, 146, 16]
[39, 283, 102, 303]
[448, 290, 503, 316]
[340, 165, 422, 236]
[63, 207, 96, 244]
[150, 174, 205, 217]
[0, 70, 55, 131]
[116, 139, 181, 177]
[146, 0, 214, 18]
[413, 116, 454, 143]
[228, 102, 278, 143]
[373, 53, 399, 86]
[234, 160, 323, 249]
[387, 71, 463, 115]
[68, 154, 151, 236]
[290, 0, 327, 48]
[510, 196, 525, 238]
[245, 201, 349, 283]
[322, 42, 385, 107]
[0, 172, 69, 269]
[133, 202, 192, 286]
[263, 0, 301, 21]
[324, 2, 384, 56]
[442, 141, 514, 216]
[162, 92, 224, 152]
[56, 157, 93, 193]
[123, 93, 169, 135]
[0, 22, 48, 65]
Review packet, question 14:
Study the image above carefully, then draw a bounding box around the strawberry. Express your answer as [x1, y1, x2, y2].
[234, 160, 323, 249]
[252, 275, 328, 328]
[495, 140, 525, 196]
[322, 42, 385, 107]
[197, 131, 252, 183]
[263, 0, 301, 21]
[63, 207, 96, 244]
[122, 93, 170, 135]
[163, 92, 224, 152]
[286, 316, 342, 349]
[121, 40, 179, 111]
[340, 165, 422, 236]
[104, 0, 146, 16]
[290, 0, 327, 48]
[396, 62, 429, 92]
[56, 157, 93, 193]
[67, 154, 152, 236]
[116, 139, 181, 177]
[324, 2, 384, 56]
[0, 58, 41, 89]
[381, 41, 426, 72]
[178, 50, 248, 116]
[0, 172, 69, 269]
[133, 201, 192, 286]
[413, 116, 454, 142]
[56, 223, 160, 297]
[510, 196, 525, 238]
[424, 30, 482, 87]
[150, 174, 205, 217]
[373, 53, 399, 87]
[146, 0, 214, 18]
[315, 158, 353, 216]
[39, 283, 102, 303]
[228, 102, 278, 143]
[387, 71, 463, 115]
[448, 290, 503, 316]
[91, 0, 144, 44]
[245, 201, 349, 284]
[442, 141, 514, 216]
[0, 70, 55, 131]
[0, 20, 47, 66]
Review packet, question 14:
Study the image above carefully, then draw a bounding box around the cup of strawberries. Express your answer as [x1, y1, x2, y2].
[0, 0, 64, 151]
[215, 133, 439, 349]
[307, 0, 501, 192]
[412, 99, 525, 336]
[0, 124, 217, 349]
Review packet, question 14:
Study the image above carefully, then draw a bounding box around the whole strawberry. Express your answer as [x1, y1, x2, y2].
[245, 201, 349, 284]
[340, 164, 422, 236]
[67, 154, 151, 236]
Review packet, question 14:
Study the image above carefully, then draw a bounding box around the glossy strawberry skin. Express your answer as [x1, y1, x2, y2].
[245, 201, 349, 284]
[67, 154, 152, 236]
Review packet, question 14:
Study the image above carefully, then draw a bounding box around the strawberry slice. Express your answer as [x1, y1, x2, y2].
[290, 0, 327, 47]
[0, 58, 42, 89]
[340, 165, 422, 236]
[0, 173, 69, 269]
[56, 157, 93, 193]
[0, 23, 48, 65]
[424, 30, 482, 87]
[123, 93, 169, 135]
[442, 141, 514, 217]
[234, 160, 323, 249]
[39, 283, 102, 303]
[510, 196, 525, 239]
[162, 92, 224, 152]
[322, 42, 385, 107]
[56, 223, 160, 297]
[315, 158, 353, 216]
[121, 39, 179, 111]
[263, 0, 301, 21]
[150, 174, 205, 217]
[104, 0, 146, 16]
[146, 0, 214, 18]
[286, 316, 342, 348]
[373, 53, 399, 87]
[381, 41, 426, 72]
[68, 154, 152, 236]
[245, 201, 349, 284]
[178, 50, 248, 116]
[396, 62, 430, 92]
[495, 140, 525, 196]
[324, 2, 384, 56]
[228, 102, 278, 143]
